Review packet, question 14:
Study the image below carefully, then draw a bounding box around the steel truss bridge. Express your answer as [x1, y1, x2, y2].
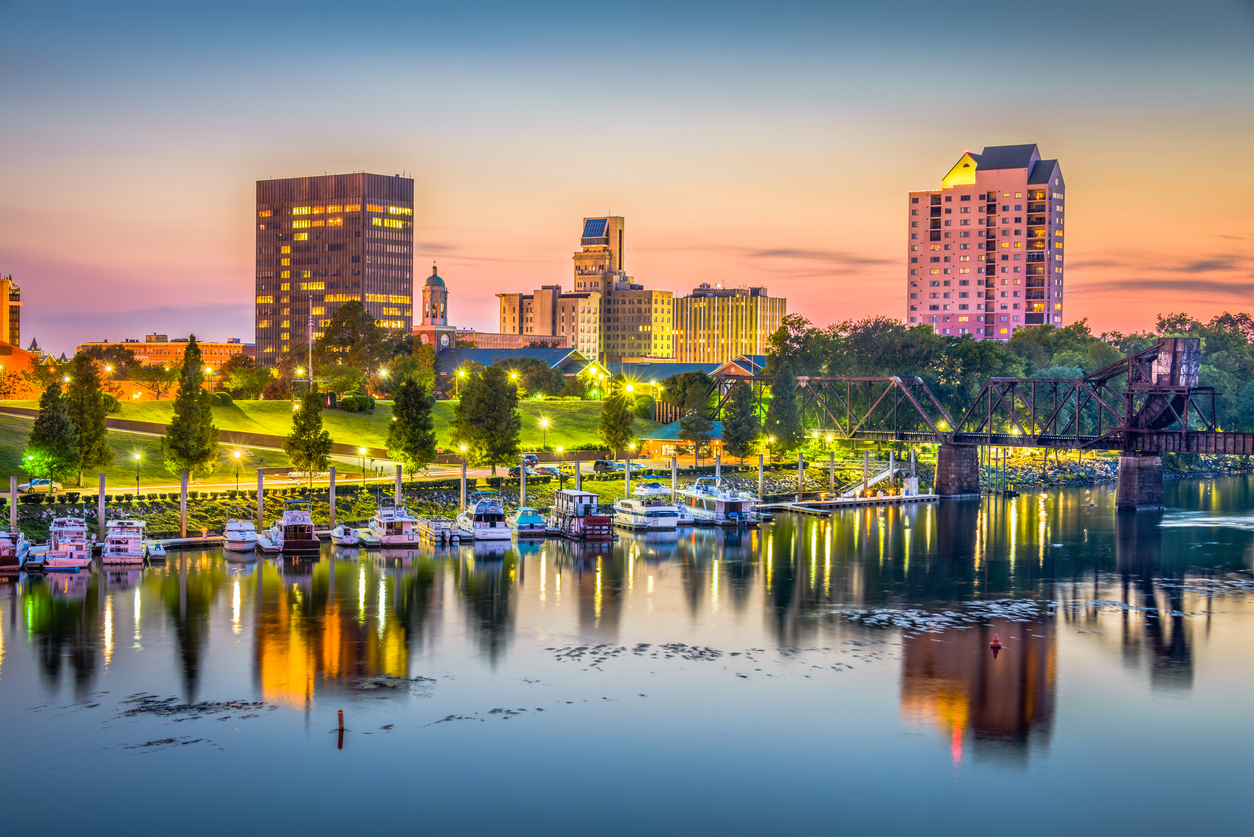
[706, 338, 1254, 456]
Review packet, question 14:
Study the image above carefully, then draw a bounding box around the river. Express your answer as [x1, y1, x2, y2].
[2, 478, 1251, 836]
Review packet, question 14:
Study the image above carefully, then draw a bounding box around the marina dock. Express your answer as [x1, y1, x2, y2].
[758, 493, 938, 516]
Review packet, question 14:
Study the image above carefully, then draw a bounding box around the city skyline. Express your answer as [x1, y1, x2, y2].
[1, 1, 1251, 354]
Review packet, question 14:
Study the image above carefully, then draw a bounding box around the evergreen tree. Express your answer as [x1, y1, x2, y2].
[24, 379, 79, 486]
[387, 378, 438, 473]
[598, 393, 635, 458]
[66, 353, 114, 485]
[721, 380, 760, 463]
[161, 337, 220, 476]
[678, 384, 714, 464]
[284, 389, 333, 487]
[450, 365, 521, 476]
[765, 362, 804, 455]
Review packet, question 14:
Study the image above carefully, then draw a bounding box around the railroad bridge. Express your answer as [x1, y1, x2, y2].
[706, 338, 1253, 509]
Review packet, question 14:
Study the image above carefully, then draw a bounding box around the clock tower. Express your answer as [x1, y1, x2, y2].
[414, 263, 457, 353]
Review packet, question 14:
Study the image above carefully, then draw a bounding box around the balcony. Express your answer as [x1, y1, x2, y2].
[1028, 203, 1046, 213]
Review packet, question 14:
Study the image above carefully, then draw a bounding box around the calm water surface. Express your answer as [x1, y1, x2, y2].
[2, 478, 1252, 837]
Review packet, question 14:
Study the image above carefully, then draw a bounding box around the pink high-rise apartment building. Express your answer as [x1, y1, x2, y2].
[907, 144, 1064, 339]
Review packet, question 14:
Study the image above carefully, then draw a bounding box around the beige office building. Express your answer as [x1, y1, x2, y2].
[672, 284, 785, 363]
[907, 144, 1064, 340]
[0, 275, 20, 347]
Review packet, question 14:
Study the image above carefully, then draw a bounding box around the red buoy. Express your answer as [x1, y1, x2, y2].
[989, 633, 1002, 650]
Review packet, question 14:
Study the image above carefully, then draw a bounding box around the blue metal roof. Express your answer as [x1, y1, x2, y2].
[440, 347, 589, 371]
[1028, 160, 1059, 184]
[972, 144, 1040, 170]
[644, 419, 725, 441]
[581, 218, 608, 238]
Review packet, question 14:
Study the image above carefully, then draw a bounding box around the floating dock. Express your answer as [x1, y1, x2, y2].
[758, 494, 938, 516]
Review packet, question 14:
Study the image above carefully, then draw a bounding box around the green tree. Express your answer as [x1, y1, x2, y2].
[130, 363, 180, 400]
[65, 353, 113, 486]
[161, 338, 219, 477]
[220, 354, 272, 400]
[497, 356, 565, 398]
[387, 378, 438, 473]
[721, 381, 760, 463]
[325, 365, 365, 396]
[660, 370, 714, 410]
[24, 380, 79, 486]
[765, 363, 804, 455]
[79, 343, 140, 373]
[284, 389, 333, 487]
[598, 393, 635, 458]
[314, 300, 392, 370]
[450, 365, 521, 476]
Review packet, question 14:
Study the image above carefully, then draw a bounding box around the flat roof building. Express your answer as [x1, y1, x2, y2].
[907, 144, 1065, 339]
[0, 275, 20, 347]
[672, 284, 785, 363]
[76, 336, 249, 367]
[256, 172, 414, 364]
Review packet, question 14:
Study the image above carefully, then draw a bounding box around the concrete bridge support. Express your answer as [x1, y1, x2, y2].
[935, 444, 980, 496]
[1116, 453, 1164, 509]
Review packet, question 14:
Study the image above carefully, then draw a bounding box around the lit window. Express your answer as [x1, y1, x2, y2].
[312, 220, 324, 227]
[292, 220, 311, 229]
[281, 258, 290, 266]
[327, 217, 343, 227]
[344, 204, 361, 212]
[256, 295, 274, 304]
[387, 206, 413, 215]
[280, 245, 291, 253]
[280, 283, 290, 291]
[293, 233, 308, 242]
[280, 271, 290, 279]
[292, 207, 311, 215]
[366, 204, 384, 213]
[312, 206, 324, 214]
[327, 205, 342, 213]
[258, 210, 272, 217]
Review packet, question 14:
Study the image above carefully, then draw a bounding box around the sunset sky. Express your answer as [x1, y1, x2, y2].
[1, 1, 1250, 354]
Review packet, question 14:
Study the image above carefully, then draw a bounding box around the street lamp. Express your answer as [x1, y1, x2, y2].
[133, 452, 141, 498]
[539, 416, 549, 451]
[359, 447, 367, 484]
[768, 436, 776, 461]
[456, 368, 466, 397]
[233, 450, 242, 491]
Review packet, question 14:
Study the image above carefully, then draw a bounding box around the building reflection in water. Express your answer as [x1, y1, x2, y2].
[1113, 510, 1192, 691]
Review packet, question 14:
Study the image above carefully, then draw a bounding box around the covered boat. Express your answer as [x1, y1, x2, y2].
[457, 492, 511, 541]
[370, 501, 419, 545]
[416, 516, 460, 546]
[223, 519, 259, 552]
[547, 488, 613, 541]
[613, 482, 681, 531]
[45, 517, 92, 570]
[267, 500, 320, 555]
[509, 507, 547, 538]
[677, 478, 758, 528]
[0, 529, 30, 574]
[101, 519, 147, 564]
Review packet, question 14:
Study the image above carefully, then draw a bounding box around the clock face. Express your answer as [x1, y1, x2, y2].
[419, 333, 430, 344]
[439, 333, 450, 347]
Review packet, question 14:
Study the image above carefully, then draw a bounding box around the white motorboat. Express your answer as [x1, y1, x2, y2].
[44, 517, 92, 570]
[546, 489, 613, 541]
[0, 529, 30, 574]
[614, 482, 681, 531]
[370, 501, 419, 545]
[676, 477, 759, 528]
[509, 507, 548, 538]
[456, 492, 511, 541]
[223, 519, 259, 552]
[267, 500, 320, 555]
[416, 516, 460, 546]
[101, 519, 147, 564]
[330, 524, 361, 546]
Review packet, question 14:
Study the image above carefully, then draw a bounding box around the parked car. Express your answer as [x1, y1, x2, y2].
[533, 465, 563, 478]
[17, 479, 62, 494]
[507, 466, 541, 478]
[522, 454, 539, 467]
[592, 460, 619, 474]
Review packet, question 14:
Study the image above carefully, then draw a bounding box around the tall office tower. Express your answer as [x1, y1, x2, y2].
[0, 275, 20, 347]
[907, 145, 1064, 340]
[255, 173, 414, 364]
[672, 284, 786, 363]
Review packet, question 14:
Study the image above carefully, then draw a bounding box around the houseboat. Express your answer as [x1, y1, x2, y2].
[44, 517, 92, 570]
[509, 507, 548, 538]
[370, 501, 420, 546]
[101, 520, 147, 564]
[416, 516, 460, 546]
[457, 492, 511, 541]
[267, 500, 320, 556]
[223, 519, 259, 553]
[677, 478, 758, 528]
[0, 529, 30, 574]
[613, 483, 681, 532]
[547, 488, 613, 541]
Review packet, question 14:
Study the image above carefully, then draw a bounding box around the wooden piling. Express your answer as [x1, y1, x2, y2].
[179, 470, 188, 538]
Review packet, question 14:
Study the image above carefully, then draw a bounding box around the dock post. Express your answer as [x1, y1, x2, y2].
[889, 450, 896, 491]
[625, 457, 631, 500]
[575, 458, 582, 491]
[797, 452, 803, 503]
[862, 451, 869, 496]
[10, 476, 17, 532]
[179, 470, 188, 539]
[460, 460, 467, 509]
[520, 457, 527, 508]
[256, 469, 265, 529]
[96, 473, 105, 540]
[715, 454, 721, 482]
[329, 467, 336, 529]
[828, 453, 835, 492]
[394, 464, 402, 505]
[910, 448, 916, 477]
[757, 454, 764, 500]
[671, 455, 677, 503]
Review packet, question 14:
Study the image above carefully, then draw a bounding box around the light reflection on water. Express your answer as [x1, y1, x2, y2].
[1, 477, 1251, 837]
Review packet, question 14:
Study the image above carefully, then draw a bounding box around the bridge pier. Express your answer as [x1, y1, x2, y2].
[1116, 453, 1164, 509]
[935, 444, 980, 497]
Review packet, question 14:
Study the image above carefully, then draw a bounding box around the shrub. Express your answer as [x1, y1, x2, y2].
[339, 393, 375, 413]
[228, 490, 238, 500]
[65, 492, 80, 504]
[101, 392, 121, 413]
[213, 392, 234, 407]
[123, 493, 133, 502]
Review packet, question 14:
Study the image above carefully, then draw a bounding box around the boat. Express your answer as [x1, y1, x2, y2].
[547, 488, 613, 541]
[613, 482, 681, 531]
[0, 529, 30, 574]
[101, 520, 147, 564]
[676, 478, 759, 528]
[223, 519, 259, 553]
[44, 517, 92, 570]
[330, 524, 361, 546]
[370, 501, 420, 545]
[22, 548, 47, 573]
[267, 500, 320, 556]
[416, 516, 460, 546]
[456, 492, 511, 541]
[509, 507, 548, 538]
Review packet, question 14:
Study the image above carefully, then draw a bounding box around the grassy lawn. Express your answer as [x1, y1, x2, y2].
[0, 414, 295, 490]
[2, 398, 659, 452]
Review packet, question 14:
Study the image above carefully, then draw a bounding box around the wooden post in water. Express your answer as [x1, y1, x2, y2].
[328, 467, 336, 529]
[96, 474, 105, 540]
[257, 469, 265, 529]
[625, 457, 631, 500]
[394, 464, 402, 505]
[829, 453, 835, 492]
[520, 457, 527, 508]
[796, 452, 803, 503]
[715, 453, 721, 482]
[910, 448, 916, 477]
[862, 451, 869, 497]
[575, 458, 582, 491]
[757, 454, 764, 500]
[889, 451, 896, 492]
[671, 455, 678, 503]
[10, 476, 17, 532]
[179, 470, 189, 538]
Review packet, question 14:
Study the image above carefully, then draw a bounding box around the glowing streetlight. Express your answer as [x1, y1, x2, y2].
[539, 416, 550, 451]
[625, 384, 634, 393]
[379, 368, 388, 378]
[63, 375, 70, 383]
[456, 368, 466, 398]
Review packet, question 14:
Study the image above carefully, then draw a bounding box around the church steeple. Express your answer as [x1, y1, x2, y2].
[421, 262, 447, 326]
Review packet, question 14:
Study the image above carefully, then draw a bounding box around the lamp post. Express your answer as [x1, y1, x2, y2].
[768, 436, 776, 462]
[133, 452, 141, 498]
[359, 447, 367, 484]
[539, 416, 549, 452]
[233, 450, 242, 491]
[204, 366, 214, 393]
[456, 368, 465, 398]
